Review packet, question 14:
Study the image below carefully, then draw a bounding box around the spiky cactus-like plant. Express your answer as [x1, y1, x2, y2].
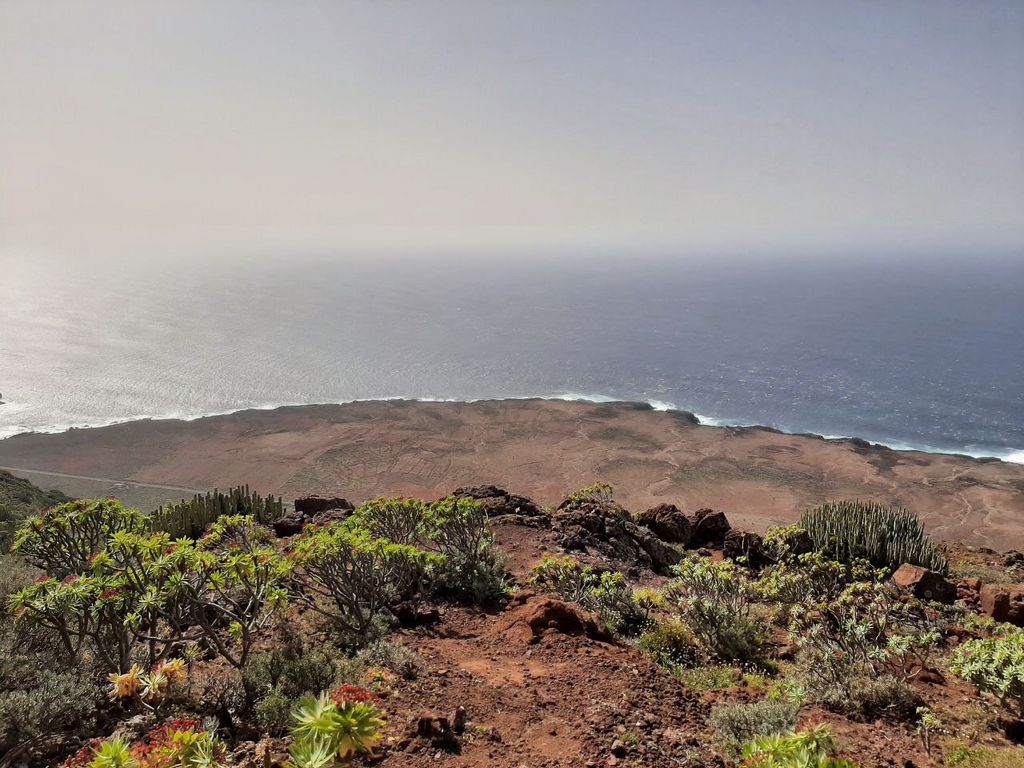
[151, 486, 283, 539]
[800, 501, 947, 573]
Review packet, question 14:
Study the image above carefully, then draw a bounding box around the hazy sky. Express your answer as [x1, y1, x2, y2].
[2, 0, 1023, 257]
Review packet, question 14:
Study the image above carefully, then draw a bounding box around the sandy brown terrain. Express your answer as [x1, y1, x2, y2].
[0, 398, 1022, 548]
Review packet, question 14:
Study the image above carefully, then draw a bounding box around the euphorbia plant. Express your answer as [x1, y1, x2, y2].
[346, 497, 427, 546]
[12, 498, 149, 577]
[288, 522, 439, 644]
[188, 515, 292, 667]
[10, 510, 288, 672]
[951, 630, 1024, 714]
[423, 496, 506, 603]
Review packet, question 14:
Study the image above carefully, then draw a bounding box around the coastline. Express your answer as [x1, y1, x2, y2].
[0, 397, 1022, 548]
[1, 394, 1022, 465]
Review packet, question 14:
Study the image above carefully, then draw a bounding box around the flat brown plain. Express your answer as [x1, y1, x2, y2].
[0, 399, 1022, 548]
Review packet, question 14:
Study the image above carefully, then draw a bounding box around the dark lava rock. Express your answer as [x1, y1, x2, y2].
[687, 508, 731, 548]
[452, 485, 544, 517]
[393, 601, 441, 628]
[414, 714, 461, 752]
[272, 509, 310, 537]
[1005, 550, 1024, 567]
[488, 513, 549, 528]
[274, 498, 355, 536]
[553, 502, 681, 574]
[294, 495, 355, 515]
[636, 503, 692, 545]
[770, 528, 815, 557]
[722, 529, 770, 568]
[891, 564, 956, 604]
[311, 507, 353, 526]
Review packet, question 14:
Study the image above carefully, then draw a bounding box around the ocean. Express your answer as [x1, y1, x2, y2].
[1, 250, 1022, 462]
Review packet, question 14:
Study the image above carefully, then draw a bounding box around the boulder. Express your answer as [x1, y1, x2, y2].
[1005, 550, 1024, 567]
[687, 508, 731, 548]
[293, 495, 354, 516]
[891, 564, 956, 604]
[723, 530, 769, 568]
[451, 485, 544, 518]
[959, 577, 982, 593]
[414, 714, 460, 752]
[271, 509, 309, 537]
[980, 584, 1024, 626]
[769, 526, 814, 556]
[311, 507, 353, 526]
[392, 601, 441, 628]
[491, 594, 612, 644]
[553, 502, 681, 574]
[636, 503, 692, 545]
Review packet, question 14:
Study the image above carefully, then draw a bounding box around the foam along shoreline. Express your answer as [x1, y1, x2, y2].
[1, 393, 1022, 466]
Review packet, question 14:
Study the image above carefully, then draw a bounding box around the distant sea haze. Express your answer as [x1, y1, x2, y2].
[1, 252, 1022, 464]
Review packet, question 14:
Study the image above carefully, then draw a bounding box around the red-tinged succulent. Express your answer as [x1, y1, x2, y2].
[330, 684, 378, 705]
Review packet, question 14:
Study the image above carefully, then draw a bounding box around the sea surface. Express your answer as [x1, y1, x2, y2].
[1, 250, 1022, 462]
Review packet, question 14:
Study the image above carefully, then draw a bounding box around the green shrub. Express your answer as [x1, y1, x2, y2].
[253, 687, 297, 735]
[664, 555, 766, 664]
[951, 631, 1024, 714]
[767, 678, 806, 705]
[530, 555, 596, 603]
[151, 485, 283, 539]
[10, 513, 290, 671]
[0, 470, 68, 552]
[346, 497, 426, 546]
[807, 672, 922, 722]
[800, 501, 947, 573]
[586, 569, 656, 634]
[242, 637, 413, 735]
[357, 639, 418, 680]
[423, 496, 507, 604]
[709, 697, 801, 758]
[791, 580, 936, 721]
[755, 552, 875, 605]
[243, 636, 351, 733]
[946, 745, 1024, 768]
[12, 498, 149, 577]
[677, 665, 742, 691]
[562, 482, 615, 510]
[289, 522, 439, 646]
[761, 525, 811, 562]
[636, 620, 701, 670]
[0, 615, 100, 763]
[740, 725, 861, 768]
[530, 556, 653, 635]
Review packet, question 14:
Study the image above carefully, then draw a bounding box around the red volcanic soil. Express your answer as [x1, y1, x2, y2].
[231, 521, 991, 768]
